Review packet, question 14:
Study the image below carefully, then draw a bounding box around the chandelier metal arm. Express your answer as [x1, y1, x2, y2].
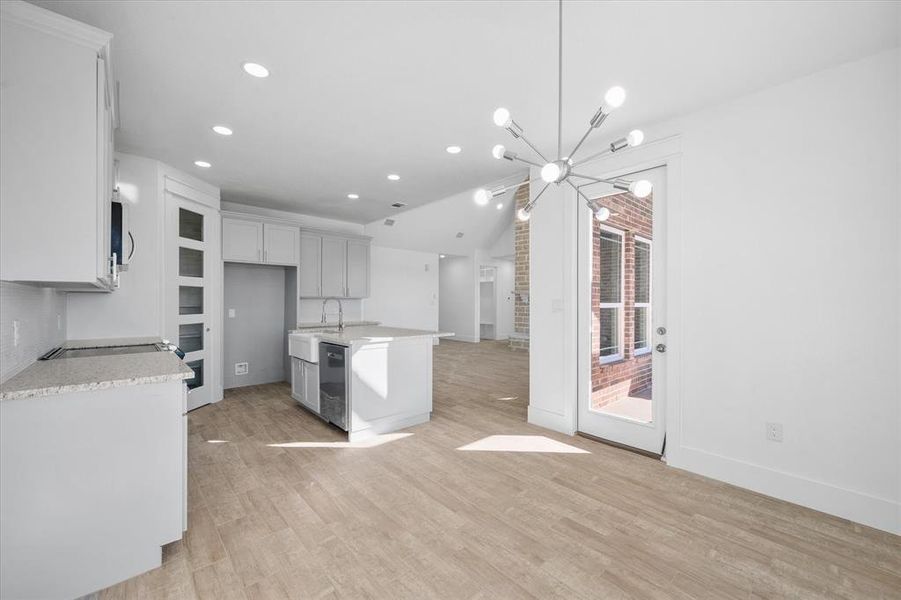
[511, 129, 550, 164]
[565, 178, 592, 203]
[572, 146, 613, 167]
[523, 181, 551, 214]
[566, 125, 596, 163]
[509, 155, 544, 169]
[569, 171, 622, 186]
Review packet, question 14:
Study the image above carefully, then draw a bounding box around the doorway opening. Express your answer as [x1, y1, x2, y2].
[591, 193, 653, 423]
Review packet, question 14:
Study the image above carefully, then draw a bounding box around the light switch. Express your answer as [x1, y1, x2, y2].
[552, 299, 563, 312]
[228, 308, 236, 318]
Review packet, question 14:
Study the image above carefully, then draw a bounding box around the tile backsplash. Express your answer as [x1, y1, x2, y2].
[0, 282, 67, 383]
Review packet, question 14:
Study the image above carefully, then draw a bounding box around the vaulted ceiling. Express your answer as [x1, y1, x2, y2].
[33, 1, 900, 223]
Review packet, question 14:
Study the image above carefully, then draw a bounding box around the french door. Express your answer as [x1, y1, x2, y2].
[165, 193, 218, 411]
[577, 166, 667, 455]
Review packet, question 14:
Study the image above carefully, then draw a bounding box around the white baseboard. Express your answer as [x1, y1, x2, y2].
[670, 446, 900, 535]
[450, 335, 479, 343]
[528, 406, 575, 436]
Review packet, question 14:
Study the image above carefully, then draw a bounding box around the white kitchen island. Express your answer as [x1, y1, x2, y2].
[289, 326, 451, 441]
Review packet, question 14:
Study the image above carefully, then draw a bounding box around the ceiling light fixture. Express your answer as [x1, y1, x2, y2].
[242, 62, 269, 78]
[496, 203, 504, 210]
[347, 193, 359, 199]
[440, 254, 446, 259]
[212, 125, 233, 136]
[446, 145, 462, 154]
[387, 174, 400, 181]
[194, 160, 211, 168]
[483, 0, 651, 222]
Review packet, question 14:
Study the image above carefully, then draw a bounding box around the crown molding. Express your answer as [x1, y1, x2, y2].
[1, 0, 111, 51]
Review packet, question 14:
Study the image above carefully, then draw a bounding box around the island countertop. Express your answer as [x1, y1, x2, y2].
[290, 325, 453, 346]
[0, 337, 193, 401]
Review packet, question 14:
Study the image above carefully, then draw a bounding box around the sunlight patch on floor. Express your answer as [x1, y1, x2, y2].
[206, 439, 229, 444]
[267, 432, 413, 449]
[457, 435, 590, 454]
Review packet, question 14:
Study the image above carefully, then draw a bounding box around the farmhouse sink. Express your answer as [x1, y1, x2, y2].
[288, 332, 325, 362]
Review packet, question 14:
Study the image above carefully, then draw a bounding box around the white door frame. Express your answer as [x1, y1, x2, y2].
[575, 135, 684, 461]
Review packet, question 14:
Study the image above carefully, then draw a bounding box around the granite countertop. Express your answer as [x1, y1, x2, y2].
[291, 320, 381, 331]
[0, 337, 194, 401]
[291, 325, 453, 346]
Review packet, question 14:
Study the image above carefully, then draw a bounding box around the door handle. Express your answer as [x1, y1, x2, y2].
[655, 344, 666, 353]
[656, 326, 667, 335]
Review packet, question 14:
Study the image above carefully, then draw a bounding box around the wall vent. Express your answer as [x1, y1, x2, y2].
[456, 232, 464, 238]
[391, 202, 407, 208]
[383, 219, 395, 226]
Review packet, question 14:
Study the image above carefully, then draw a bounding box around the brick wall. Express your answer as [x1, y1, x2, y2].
[591, 191, 653, 408]
[510, 180, 530, 350]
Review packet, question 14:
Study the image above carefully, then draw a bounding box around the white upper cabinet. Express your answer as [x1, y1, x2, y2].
[0, 2, 117, 290]
[222, 218, 263, 262]
[221, 213, 369, 298]
[346, 240, 370, 298]
[320, 236, 347, 298]
[298, 233, 322, 297]
[263, 223, 299, 265]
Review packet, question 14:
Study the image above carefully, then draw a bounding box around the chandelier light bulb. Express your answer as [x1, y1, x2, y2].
[492, 144, 506, 160]
[517, 207, 531, 221]
[630, 179, 653, 198]
[627, 129, 645, 147]
[540, 162, 561, 183]
[604, 86, 626, 109]
[594, 206, 611, 222]
[473, 188, 491, 206]
[493, 107, 512, 128]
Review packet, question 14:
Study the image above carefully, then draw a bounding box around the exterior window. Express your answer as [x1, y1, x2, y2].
[634, 237, 651, 354]
[598, 227, 624, 363]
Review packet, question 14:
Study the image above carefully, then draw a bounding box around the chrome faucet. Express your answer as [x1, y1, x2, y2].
[321, 297, 344, 331]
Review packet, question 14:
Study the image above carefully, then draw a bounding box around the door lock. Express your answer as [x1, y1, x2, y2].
[656, 326, 667, 335]
[655, 343, 667, 353]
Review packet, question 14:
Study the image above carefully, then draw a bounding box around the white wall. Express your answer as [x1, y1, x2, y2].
[530, 49, 901, 533]
[438, 255, 478, 342]
[364, 246, 438, 330]
[0, 282, 67, 382]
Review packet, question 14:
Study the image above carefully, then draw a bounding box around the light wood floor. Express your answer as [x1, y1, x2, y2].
[99, 339, 901, 599]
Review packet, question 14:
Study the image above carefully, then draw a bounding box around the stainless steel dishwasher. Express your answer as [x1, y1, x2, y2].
[318, 342, 349, 430]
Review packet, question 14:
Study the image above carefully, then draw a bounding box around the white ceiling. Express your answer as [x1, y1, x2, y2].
[33, 0, 899, 224]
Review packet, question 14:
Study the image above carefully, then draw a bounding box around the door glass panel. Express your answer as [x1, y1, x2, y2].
[185, 359, 204, 390]
[179, 286, 203, 315]
[179, 323, 203, 353]
[179, 247, 203, 278]
[179, 208, 204, 241]
[591, 191, 653, 423]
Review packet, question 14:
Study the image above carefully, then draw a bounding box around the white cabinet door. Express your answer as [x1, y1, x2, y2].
[291, 357, 305, 405]
[299, 233, 322, 297]
[320, 237, 347, 297]
[263, 223, 299, 265]
[222, 218, 263, 263]
[346, 240, 370, 298]
[303, 361, 320, 413]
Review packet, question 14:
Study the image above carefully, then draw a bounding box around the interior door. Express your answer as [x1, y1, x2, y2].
[578, 166, 667, 454]
[167, 196, 216, 411]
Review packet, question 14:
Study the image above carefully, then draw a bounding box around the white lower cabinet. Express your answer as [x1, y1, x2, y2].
[0, 381, 186, 600]
[291, 357, 320, 414]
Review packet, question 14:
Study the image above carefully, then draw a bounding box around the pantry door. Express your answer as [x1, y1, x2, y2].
[577, 166, 667, 455]
[165, 193, 219, 411]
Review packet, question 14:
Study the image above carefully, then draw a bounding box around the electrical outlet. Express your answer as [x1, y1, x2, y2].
[57, 314, 62, 330]
[766, 422, 783, 442]
[12, 320, 20, 347]
[228, 308, 236, 319]
[235, 362, 248, 376]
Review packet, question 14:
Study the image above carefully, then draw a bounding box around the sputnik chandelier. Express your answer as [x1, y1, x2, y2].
[473, 0, 651, 222]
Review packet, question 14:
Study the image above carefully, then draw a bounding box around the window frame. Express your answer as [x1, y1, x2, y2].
[598, 224, 625, 365]
[633, 234, 652, 356]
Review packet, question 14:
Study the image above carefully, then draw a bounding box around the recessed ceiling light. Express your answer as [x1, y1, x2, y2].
[496, 203, 504, 210]
[347, 193, 359, 199]
[242, 62, 269, 78]
[194, 160, 211, 168]
[212, 125, 233, 136]
[387, 174, 400, 181]
[446, 145, 462, 154]
[440, 254, 446, 258]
